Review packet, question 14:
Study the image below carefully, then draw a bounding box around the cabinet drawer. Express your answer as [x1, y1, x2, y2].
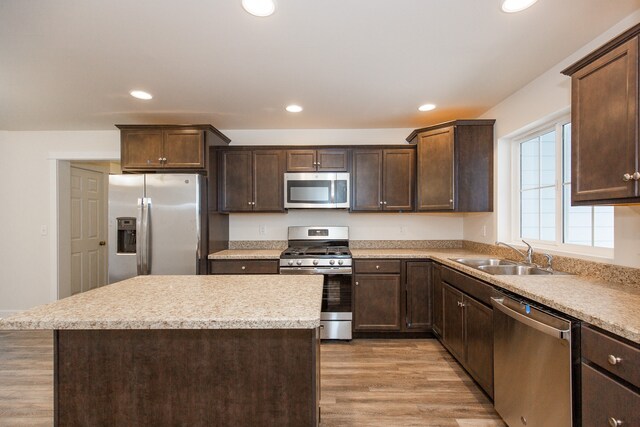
[209, 260, 278, 274]
[582, 363, 640, 427]
[582, 325, 640, 387]
[354, 260, 401, 274]
[440, 266, 495, 306]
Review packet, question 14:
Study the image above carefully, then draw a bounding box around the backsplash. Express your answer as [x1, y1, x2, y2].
[349, 240, 463, 249]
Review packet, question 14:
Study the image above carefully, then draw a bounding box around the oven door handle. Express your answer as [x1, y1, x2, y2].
[280, 267, 352, 275]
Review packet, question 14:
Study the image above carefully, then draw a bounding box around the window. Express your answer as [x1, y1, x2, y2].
[516, 119, 614, 250]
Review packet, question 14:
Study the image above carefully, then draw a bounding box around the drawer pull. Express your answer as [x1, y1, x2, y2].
[608, 417, 623, 427]
[375, 265, 380, 270]
[607, 354, 622, 366]
[241, 266, 246, 270]
[355, 281, 359, 286]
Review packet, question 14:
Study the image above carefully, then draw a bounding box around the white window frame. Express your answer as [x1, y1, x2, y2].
[509, 114, 614, 259]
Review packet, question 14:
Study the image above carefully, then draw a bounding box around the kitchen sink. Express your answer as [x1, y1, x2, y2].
[450, 258, 517, 268]
[477, 265, 552, 275]
[449, 258, 569, 275]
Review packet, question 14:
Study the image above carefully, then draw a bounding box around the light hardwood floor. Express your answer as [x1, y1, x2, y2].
[0, 332, 504, 426]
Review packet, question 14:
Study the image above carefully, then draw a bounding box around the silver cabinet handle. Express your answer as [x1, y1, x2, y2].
[163, 157, 167, 162]
[457, 301, 465, 307]
[608, 417, 622, 427]
[375, 265, 380, 270]
[158, 157, 163, 162]
[623, 173, 632, 181]
[241, 266, 246, 270]
[379, 201, 383, 205]
[634, 172, 640, 180]
[383, 201, 387, 205]
[355, 281, 359, 286]
[608, 354, 622, 365]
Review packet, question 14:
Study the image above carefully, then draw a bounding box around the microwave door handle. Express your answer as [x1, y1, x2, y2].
[330, 179, 335, 205]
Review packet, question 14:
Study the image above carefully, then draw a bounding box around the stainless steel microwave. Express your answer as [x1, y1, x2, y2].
[284, 172, 350, 208]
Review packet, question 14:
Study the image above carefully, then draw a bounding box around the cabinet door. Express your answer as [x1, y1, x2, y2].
[383, 149, 415, 211]
[416, 127, 455, 210]
[571, 36, 639, 203]
[162, 129, 204, 169]
[352, 150, 382, 211]
[286, 150, 316, 172]
[219, 151, 253, 212]
[121, 130, 163, 169]
[582, 363, 640, 427]
[317, 149, 349, 171]
[354, 274, 401, 331]
[464, 296, 493, 398]
[405, 262, 431, 331]
[432, 265, 443, 337]
[442, 283, 464, 361]
[253, 150, 285, 212]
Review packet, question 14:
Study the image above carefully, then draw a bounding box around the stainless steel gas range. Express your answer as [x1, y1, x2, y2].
[279, 226, 352, 340]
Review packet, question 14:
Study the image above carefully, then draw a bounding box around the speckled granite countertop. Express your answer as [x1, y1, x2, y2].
[0, 275, 323, 330]
[208, 249, 282, 259]
[208, 248, 640, 343]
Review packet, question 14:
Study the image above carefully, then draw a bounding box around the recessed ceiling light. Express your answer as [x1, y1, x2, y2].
[501, 0, 538, 13]
[129, 90, 153, 100]
[286, 104, 303, 113]
[242, 0, 275, 17]
[418, 104, 436, 112]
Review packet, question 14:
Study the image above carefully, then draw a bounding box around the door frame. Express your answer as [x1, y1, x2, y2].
[49, 151, 118, 301]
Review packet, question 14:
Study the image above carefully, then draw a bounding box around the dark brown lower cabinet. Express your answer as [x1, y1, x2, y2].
[582, 363, 639, 427]
[432, 265, 443, 337]
[209, 260, 279, 274]
[405, 262, 432, 330]
[353, 274, 402, 331]
[439, 266, 494, 398]
[442, 283, 465, 361]
[55, 329, 319, 426]
[464, 297, 493, 395]
[353, 260, 433, 335]
[581, 324, 640, 427]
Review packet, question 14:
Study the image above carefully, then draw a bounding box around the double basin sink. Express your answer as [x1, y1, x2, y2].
[450, 258, 568, 275]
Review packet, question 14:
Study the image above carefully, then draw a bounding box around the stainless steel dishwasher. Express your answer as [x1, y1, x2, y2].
[492, 294, 576, 427]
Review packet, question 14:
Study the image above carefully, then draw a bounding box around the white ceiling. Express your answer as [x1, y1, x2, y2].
[1, 0, 639, 131]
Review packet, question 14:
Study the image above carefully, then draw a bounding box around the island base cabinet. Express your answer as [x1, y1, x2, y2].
[54, 329, 319, 426]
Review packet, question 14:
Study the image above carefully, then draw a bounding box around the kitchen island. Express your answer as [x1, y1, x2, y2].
[0, 275, 324, 426]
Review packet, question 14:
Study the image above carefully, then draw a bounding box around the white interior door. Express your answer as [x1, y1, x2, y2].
[70, 167, 107, 295]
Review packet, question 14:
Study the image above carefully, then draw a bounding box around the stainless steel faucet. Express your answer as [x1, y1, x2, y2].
[496, 240, 534, 264]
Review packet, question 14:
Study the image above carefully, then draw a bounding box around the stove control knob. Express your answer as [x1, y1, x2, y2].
[313, 260, 319, 265]
[287, 260, 293, 266]
[296, 260, 302, 266]
[329, 260, 335, 265]
[338, 260, 344, 265]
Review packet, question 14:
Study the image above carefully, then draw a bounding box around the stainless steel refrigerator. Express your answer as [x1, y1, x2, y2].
[108, 174, 203, 284]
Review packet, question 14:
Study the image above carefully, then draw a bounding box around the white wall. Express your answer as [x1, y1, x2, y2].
[0, 130, 119, 316]
[464, 10, 640, 268]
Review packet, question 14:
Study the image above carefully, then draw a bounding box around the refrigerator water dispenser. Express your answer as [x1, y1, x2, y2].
[117, 217, 136, 254]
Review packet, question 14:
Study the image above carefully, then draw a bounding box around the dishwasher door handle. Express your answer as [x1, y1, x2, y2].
[491, 297, 571, 341]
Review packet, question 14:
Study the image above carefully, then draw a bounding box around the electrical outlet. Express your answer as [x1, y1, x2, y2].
[258, 225, 266, 235]
[40, 225, 48, 236]
[400, 226, 407, 234]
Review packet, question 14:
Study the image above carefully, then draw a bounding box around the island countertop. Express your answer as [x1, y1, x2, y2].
[0, 275, 324, 330]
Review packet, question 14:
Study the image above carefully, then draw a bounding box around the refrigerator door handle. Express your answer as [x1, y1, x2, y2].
[136, 198, 144, 275]
[137, 197, 152, 275]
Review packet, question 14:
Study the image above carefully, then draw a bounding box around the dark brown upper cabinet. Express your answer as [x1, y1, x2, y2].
[407, 120, 494, 212]
[286, 149, 349, 172]
[562, 24, 640, 205]
[219, 149, 285, 212]
[351, 148, 415, 211]
[117, 125, 230, 171]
